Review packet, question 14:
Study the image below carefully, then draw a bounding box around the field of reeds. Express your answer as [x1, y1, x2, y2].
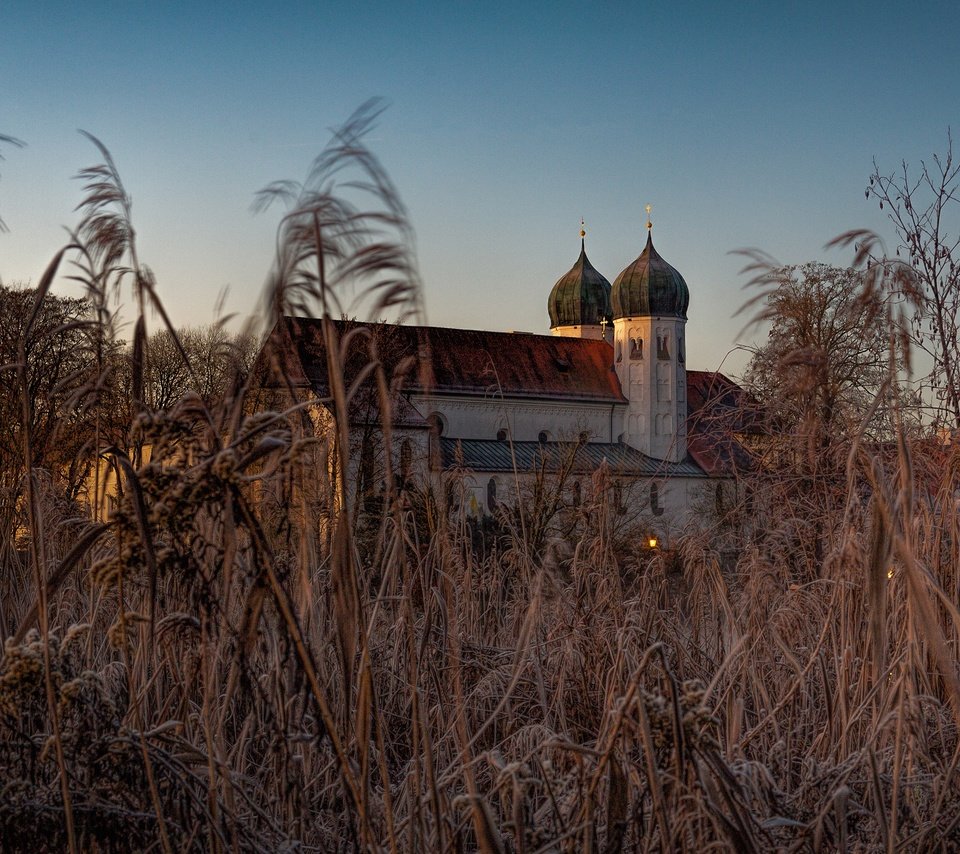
[2, 107, 960, 852]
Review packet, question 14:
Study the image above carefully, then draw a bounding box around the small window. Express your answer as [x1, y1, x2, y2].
[360, 436, 374, 494]
[427, 412, 446, 437]
[578, 430, 590, 444]
[360, 435, 376, 511]
[399, 439, 412, 487]
[427, 412, 445, 470]
[613, 480, 625, 513]
[657, 334, 670, 360]
[497, 428, 508, 441]
[678, 337, 685, 364]
[572, 480, 582, 507]
[715, 481, 724, 516]
[651, 482, 664, 516]
[616, 340, 623, 363]
[538, 430, 549, 444]
[630, 337, 644, 360]
[487, 477, 497, 512]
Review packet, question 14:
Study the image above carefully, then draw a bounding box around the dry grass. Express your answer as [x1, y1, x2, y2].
[2, 110, 960, 851]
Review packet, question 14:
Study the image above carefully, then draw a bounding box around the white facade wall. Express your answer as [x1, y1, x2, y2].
[457, 471, 715, 546]
[410, 393, 626, 444]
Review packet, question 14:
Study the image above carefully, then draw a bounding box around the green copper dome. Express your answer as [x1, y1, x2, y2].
[611, 231, 689, 319]
[547, 240, 613, 329]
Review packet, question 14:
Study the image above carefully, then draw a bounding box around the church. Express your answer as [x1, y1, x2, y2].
[257, 214, 751, 541]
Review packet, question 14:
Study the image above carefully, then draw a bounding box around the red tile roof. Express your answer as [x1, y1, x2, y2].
[264, 317, 626, 404]
[685, 370, 760, 475]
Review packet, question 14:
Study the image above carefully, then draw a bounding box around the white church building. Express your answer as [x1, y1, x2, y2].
[258, 219, 751, 539]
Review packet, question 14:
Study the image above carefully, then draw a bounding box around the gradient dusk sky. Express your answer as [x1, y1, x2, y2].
[1, 1, 957, 375]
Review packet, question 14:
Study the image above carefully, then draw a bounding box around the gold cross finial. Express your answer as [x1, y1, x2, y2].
[579, 217, 586, 239]
[645, 204, 653, 231]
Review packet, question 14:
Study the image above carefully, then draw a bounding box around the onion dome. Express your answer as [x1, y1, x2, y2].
[611, 227, 689, 319]
[548, 225, 612, 329]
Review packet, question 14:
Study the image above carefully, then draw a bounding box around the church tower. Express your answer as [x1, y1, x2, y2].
[547, 221, 613, 342]
[610, 209, 690, 462]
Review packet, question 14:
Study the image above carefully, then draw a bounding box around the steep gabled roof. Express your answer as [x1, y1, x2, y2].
[685, 370, 760, 475]
[261, 316, 626, 404]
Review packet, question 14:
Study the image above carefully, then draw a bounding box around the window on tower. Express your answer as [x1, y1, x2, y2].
[657, 334, 670, 360]
[630, 337, 643, 359]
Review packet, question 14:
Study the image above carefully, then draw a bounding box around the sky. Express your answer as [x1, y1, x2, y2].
[1, 0, 957, 377]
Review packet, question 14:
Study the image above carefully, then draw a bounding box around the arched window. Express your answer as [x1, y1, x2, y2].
[538, 430, 549, 444]
[497, 428, 508, 441]
[678, 337, 685, 364]
[613, 480, 625, 513]
[572, 480, 582, 507]
[427, 412, 446, 437]
[630, 337, 643, 359]
[657, 333, 669, 360]
[427, 412, 445, 469]
[399, 439, 412, 487]
[360, 435, 376, 511]
[616, 340, 623, 363]
[651, 482, 663, 516]
[487, 477, 497, 512]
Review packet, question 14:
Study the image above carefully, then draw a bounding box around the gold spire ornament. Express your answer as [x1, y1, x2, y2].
[580, 218, 586, 239]
[645, 204, 653, 231]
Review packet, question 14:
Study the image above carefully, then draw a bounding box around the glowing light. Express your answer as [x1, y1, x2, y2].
[648, 537, 658, 549]
[887, 568, 894, 579]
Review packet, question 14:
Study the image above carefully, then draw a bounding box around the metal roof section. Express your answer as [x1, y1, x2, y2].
[440, 438, 707, 478]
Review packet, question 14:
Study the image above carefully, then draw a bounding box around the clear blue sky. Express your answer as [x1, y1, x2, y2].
[1, 0, 956, 376]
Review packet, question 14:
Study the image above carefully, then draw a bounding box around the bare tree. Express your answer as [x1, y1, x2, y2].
[863, 133, 960, 428]
[144, 324, 258, 410]
[743, 263, 896, 446]
[0, 284, 97, 537]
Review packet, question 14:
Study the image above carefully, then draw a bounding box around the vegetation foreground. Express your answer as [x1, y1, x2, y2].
[2, 110, 960, 851]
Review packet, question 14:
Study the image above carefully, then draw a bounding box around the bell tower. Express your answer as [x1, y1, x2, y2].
[611, 207, 689, 462]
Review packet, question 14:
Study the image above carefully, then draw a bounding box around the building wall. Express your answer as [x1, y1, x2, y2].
[410, 393, 626, 444]
[457, 470, 717, 546]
